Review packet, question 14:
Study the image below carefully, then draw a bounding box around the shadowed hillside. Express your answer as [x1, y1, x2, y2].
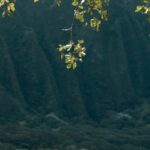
[0, 0, 150, 149]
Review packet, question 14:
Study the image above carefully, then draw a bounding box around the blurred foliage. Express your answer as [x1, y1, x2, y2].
[0, 0, 16, 17]
[135, 0, 150, 22]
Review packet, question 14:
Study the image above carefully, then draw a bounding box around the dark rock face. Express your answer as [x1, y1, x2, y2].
[0, 0, 149, 122]
[0, 0, 150, 149]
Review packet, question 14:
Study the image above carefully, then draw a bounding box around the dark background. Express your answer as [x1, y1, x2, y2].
[0, 0, 150, 149]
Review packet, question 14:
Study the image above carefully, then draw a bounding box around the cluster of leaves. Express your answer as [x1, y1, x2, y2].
[0, 0, 40, 17]
[135, 0, 150, 22]
[0, 0, 16, 17]
[72, 0, 109, 31]
[57, 40, 86, 69]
